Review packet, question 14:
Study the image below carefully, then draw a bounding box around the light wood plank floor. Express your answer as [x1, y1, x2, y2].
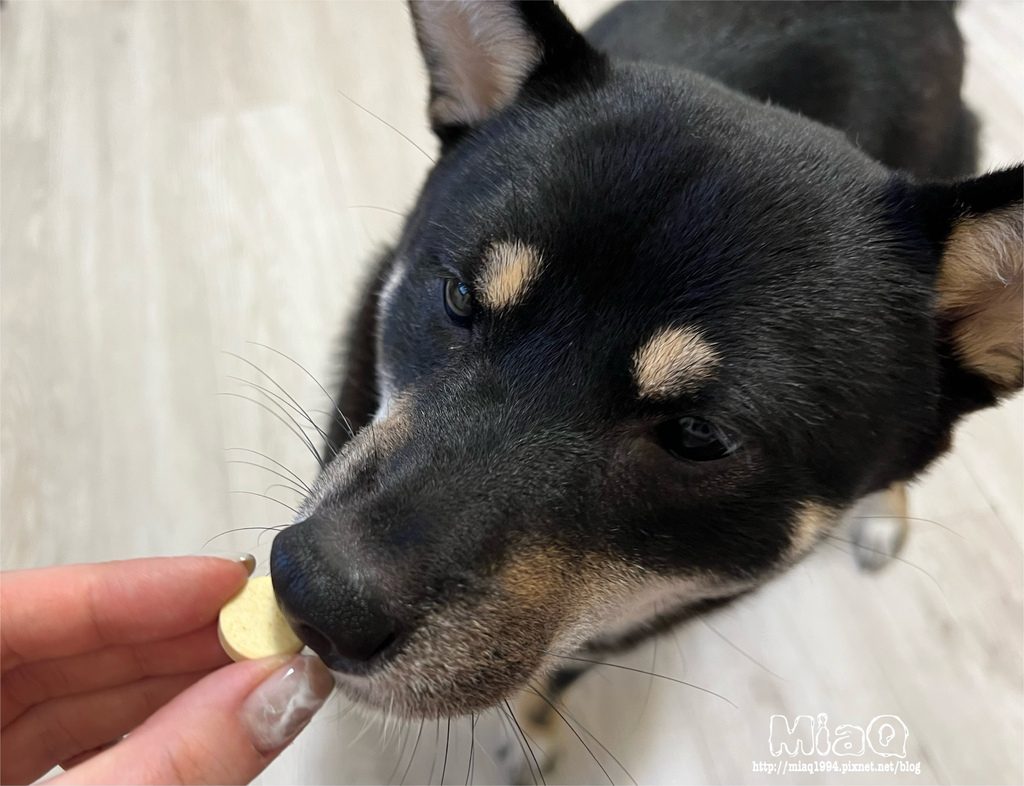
[2, 2, 1021, 784]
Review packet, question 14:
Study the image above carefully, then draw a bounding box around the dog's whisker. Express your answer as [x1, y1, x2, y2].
[385, 717, 411, 784]
[465, 713, 477, 786]
[496, 704, 537, 786]
[244, 340, 356, 442]
[255, 523, 290, 547]
[226, 489, 299, 515]
[538, 649, 738, 709]
[440, 716, 452, 786]
[377, 708, 387, 751]
[349, 712, 376, 748]
[216, 390, 325, 471]
[427, 719, 441, 786]
[227, 374, 332, 445]
[380, 698, 390, 750]
[399, 718, 426, 786]
[263, 482, 304, 499]
[223, 447, 311, 493]
[524, 683, 621, 786]
[226, 384, 329, 459]
[469, 711, 503, 775]
[311, 690, 344, 726]
[503, 699, 545, 786]
[220, 350, 328, 465]
[200, 525, 288, 550]
[226, 373, 311, 423]
[635, 636, 658, 728]
[226, 459, 311, 495]
[698, 618, 788, 682]
[390, 697, 401, 750]
[318, 690, 358, 728]
[955, 453, 1009, 529]
[336, 89, 437, 164]
[822, 533, 945, 593]
[347, 204, 407, 218]
[494, 710, 516, 778]
[819, 536, 946, 597]
[852, 514, 964, 539]
[528, 681, 637, 786]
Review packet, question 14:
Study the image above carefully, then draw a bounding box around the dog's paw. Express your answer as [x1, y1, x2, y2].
[495, 691, 566, 785]
[848, 483, 909, 572]
[850, 514, 909, 571]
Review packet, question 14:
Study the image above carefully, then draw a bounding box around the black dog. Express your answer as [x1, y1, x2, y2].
[270, 0, 1022, 744]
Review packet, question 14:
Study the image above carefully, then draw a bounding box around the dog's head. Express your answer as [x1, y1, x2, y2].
[271, 1, 1022, 718]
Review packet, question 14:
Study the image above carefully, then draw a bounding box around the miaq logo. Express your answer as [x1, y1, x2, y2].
[769, 713, 909, 758]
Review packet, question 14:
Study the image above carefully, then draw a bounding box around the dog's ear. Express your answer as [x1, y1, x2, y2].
[925, 165, 1022, 406]
[408, 0, 601, 143]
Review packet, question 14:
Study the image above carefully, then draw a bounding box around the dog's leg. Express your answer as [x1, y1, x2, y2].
[500, 665, 591, 784]
[848, 482, 910, 571]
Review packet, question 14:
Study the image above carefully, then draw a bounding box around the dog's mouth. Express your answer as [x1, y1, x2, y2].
[319, 598, 557, 719]
[274, 540, 626, 718]
[275, 534, 748, 719]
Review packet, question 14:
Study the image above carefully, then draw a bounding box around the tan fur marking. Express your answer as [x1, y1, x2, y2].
[501, 546, 578, 613]
[345, 398, 412, 471]
[937, 206, 1023, 393]
[479, 241, 543, 310]
[499, 547, 744, 649]
[884, 482, 908, 521]
[367, 403, 412, 461]
[414, 1, 542, 128]
[633, 326, 718, 400]
[788, 501, 837, 560]
[499, 547, 648, 644]
[338, 544, 749, 718]
[301, 398, 413, 514]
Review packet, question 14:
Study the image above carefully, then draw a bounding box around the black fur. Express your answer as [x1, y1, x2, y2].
[586, 0, 977, 180]
[272, 1, 1022, 719]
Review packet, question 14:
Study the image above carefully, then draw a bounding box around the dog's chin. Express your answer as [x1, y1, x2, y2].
[328, 657, 544, 720]
[317, 569, 753, 719]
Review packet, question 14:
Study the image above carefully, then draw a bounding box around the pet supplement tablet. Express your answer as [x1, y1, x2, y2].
[218, 576, 304, 662]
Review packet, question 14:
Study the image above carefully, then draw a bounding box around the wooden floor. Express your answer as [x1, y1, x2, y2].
[2, 2, 1021, 784]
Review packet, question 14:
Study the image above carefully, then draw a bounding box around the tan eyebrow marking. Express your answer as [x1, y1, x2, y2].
[478, 241, 543, 310]
[632, 326, 718, 400]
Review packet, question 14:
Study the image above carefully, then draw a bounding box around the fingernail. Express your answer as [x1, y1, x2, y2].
[196, 552, 257, 576]
[240, 655, 335, 752]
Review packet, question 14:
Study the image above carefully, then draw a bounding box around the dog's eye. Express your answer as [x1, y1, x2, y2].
[443, 279, 474, 327]
[656, 416, 740, 462]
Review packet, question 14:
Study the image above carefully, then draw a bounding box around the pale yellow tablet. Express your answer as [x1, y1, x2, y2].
[218, 576, 304, 662]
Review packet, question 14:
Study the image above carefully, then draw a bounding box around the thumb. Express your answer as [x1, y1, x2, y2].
[47, 655, 335, 786]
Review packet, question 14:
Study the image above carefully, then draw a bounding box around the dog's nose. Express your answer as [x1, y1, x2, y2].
[270, 519, 400, 672]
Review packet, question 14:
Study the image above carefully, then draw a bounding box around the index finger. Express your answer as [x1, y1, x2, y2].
[1, 556, 253, 672]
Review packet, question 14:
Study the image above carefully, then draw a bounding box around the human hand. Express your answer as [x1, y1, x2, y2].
[1, 556, 334, 785]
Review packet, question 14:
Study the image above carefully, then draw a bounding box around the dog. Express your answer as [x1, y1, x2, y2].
[269, 0, 1022, 764]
